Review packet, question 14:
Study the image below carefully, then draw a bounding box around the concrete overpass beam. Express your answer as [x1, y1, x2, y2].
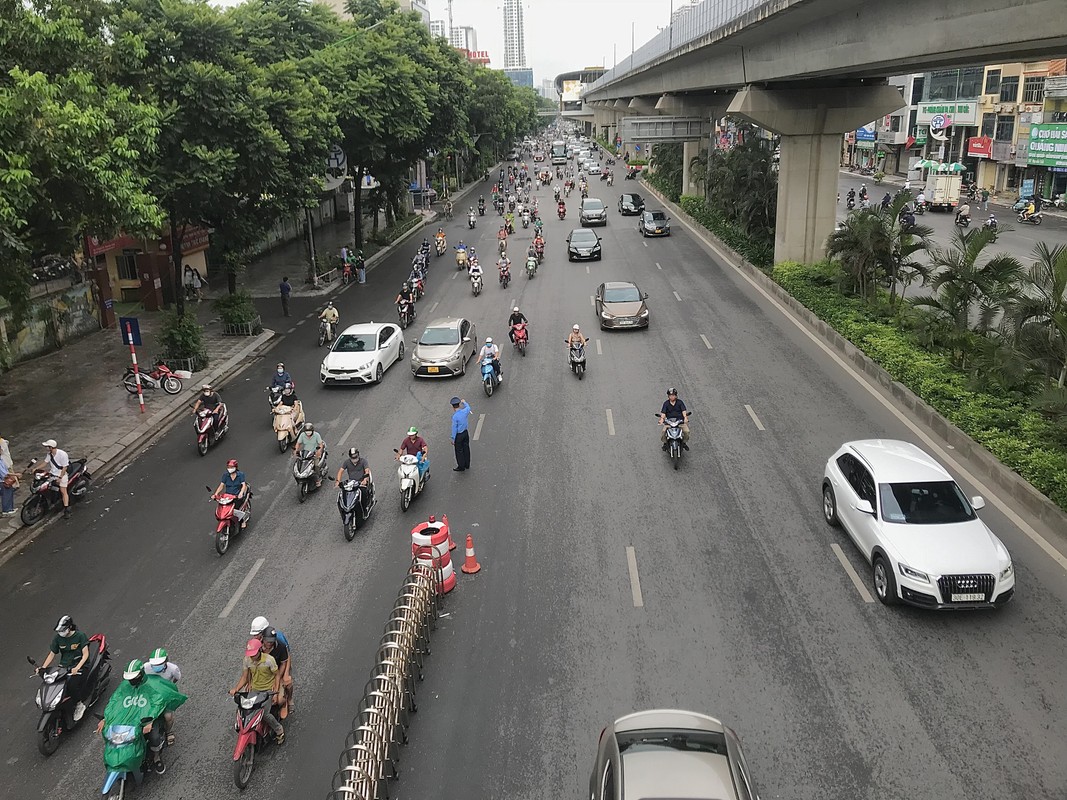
[727, 85, 903, 264]
[627, 97, 658, 115]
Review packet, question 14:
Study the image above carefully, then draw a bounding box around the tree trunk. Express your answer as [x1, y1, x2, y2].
[170, 212, 185, 317]
[227, 266, 237, 295]
[1058, 360, 1066, 389]
[352, 166, 365, 250]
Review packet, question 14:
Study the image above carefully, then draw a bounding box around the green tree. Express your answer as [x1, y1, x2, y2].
[1007, 242, 1067, 388]
[825, 210, 890, 299]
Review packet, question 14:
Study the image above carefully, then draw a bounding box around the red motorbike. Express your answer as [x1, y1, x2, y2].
[20, 458, 92, 526]
[512, 322, 528, 357]
[534, 241, 545, 263]
[557, 206, 566, 220]
[498, 263, 511, 289]
[122, 361, 186, 395]
[194, 404, 229, 457]
[232, 691, 281, 789]
[208, 489, 251, 555]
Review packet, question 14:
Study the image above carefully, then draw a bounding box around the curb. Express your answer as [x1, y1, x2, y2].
[640, 178, 1067, 545]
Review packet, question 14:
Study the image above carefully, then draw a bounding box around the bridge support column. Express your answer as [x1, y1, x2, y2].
[682, 139, 704, 197]
[727, 84, 903, 264]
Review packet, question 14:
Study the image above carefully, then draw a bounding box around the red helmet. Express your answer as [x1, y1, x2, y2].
[227, 459, 239, 468]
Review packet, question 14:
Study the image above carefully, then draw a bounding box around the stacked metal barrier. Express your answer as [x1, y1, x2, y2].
[327, 558, 443, 800]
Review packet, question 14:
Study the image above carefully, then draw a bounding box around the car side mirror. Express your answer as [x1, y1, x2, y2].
[642, 292, 649, 299]
[971, 495, 986, 511]
[853, 499, 875, 516]
[462, 337, 471, 343]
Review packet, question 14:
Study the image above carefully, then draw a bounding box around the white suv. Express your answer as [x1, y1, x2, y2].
[822, 440, 1015, 609]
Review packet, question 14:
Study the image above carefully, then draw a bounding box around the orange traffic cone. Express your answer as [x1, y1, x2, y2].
[443, 513, 457, 551]
[460, 534, 481, 574]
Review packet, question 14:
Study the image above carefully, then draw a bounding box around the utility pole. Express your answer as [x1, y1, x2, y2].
[447, 0, 454, 44]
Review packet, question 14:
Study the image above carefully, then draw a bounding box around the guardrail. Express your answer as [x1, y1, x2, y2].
[325, 556, 444, 800]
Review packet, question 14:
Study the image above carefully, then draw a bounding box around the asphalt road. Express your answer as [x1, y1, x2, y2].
[2, 164, 1066, 800]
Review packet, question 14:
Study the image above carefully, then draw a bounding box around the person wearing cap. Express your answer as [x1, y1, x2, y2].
[248, 617, 293, 715]
[293, 422, 326, 488]
[230, 639, 285, 743]
[270, 362, 292, 390]
[396, 427, 429, 479]
[507, 306, 528, 343]
[146, 648, 181, 743]
[450, 397, 472, 471]
[37, 615, 90, 718]
[42, 439, 72, 517]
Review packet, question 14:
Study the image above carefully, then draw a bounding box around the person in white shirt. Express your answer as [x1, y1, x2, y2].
[42, 439, 71, 518]
[477, 337, 502, 381]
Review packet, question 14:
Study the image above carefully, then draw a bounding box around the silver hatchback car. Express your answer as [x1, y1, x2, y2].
[589, 709, 760, 800]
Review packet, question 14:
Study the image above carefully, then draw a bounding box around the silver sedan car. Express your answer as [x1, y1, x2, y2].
[589, 709, 760, 800]
[410, 316, 478, 378]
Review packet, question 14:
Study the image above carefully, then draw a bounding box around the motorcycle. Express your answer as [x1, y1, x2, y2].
[499, 264, 511, 289]
[954, 213, 971, 228]
[272, 402, 304, 453]
[498, 239, 508, 257]
[293, 448, 329, 503]
[122, 362, 186, 396]
[232, 691, 283, 790]
[468, 212, 477, 229]
[599, 171, 608, 181]
[194, 404, 229, 457]
[338, 478, 375, 541]
[568, 340, 587, 380]
[20, 457, 92, 526]
[1018, 210, 1043, 226]
[266, 385, 284, 417]
[625, 169, 638, 180]
[914, 201, 926, 215]
[455, 249, 468, 270]
[470, 270, 483, 296]
[207, 487, 251, 555]
[558, 207, 566, 220]
[660, 412, 693, 470]
[317, 319, 336, 348]
[393, 450, 428, 512]
[512, 322, 528, 357]
[478, 202, 486, 216]
[28, 634, 111, 756]
[534, 242, 545, 263]
[846, 197, 856, 210]
[607, 173, 614, 186]
[526, 256, 538, 279]
[521, 211, 530, 229]
[983, 218, 999, 241]
[435, 237, 447, 257]
[398, 300, 416, 329]
[411, 276, 425, 301]
[481, 356, 500, 396]
[100, 717, 169, 800]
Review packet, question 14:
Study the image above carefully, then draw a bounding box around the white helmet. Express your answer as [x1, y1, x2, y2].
[572, 324, 580, 332]
[513, 306, 520, 313]
[250, 616, 270, 636]
[485, 337, 493, 344]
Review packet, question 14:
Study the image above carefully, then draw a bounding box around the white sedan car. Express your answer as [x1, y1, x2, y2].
[319, 322, 405, 386]
[822, 439, 1015, 609]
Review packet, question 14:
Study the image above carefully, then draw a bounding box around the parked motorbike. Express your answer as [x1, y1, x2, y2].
[317, 319, 336, 347]
[470, 270, 483, 296]
[28, 634, 111, 756]
[194, 405, 229, 457]
[207, 486, 251, 556]
[232, 691, 282, 790]
[468, 212, 477, 229]
[398, 300, 416, 329]
[1018, 210, 1043, 226]
[293, 449, 329, 503]
[122, 362, 186, 396]
[393, 450, 428, 512]
[660, 412, 693, 470]
[568, 340, 587, 380]
[525, 256, 538, 279]
[272, 402, 304, 453]
[512, 322, 528, 357]
[338, 478, 375, 541]
[100, 717, 169, 799]
[481, 356, 500, 396]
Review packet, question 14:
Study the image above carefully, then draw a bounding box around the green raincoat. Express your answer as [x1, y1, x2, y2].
[101, 674, 187, 773]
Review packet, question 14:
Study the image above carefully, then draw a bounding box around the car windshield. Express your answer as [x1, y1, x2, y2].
[624, 195, 642, 205]
[333, 334, 375, 353]
[648, 211, 667, 221]
[419, 327, 459, 346]
[617, 729, 728, 756]
[584, 200, 605, 211]
[571, 231, 598, 245]
[603, 286, 641, 302]
[879, 481, 977, 524]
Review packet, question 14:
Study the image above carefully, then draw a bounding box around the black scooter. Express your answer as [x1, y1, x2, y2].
[338, 479, 375, 541]
[28, 633, 112, 756]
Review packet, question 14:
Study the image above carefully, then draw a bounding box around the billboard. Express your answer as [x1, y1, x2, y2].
[1026, 123, 1067, 167]
[561, 80, 583, 103]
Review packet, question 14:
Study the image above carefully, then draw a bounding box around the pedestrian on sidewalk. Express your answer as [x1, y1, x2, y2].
[279, 276, 292, 317]
[192, 267, 205, 301]
[982, 188, 990, 210]
[0, 433, 17, 516]
[449, 396, 472, 472]
[356, 250, 366, 284]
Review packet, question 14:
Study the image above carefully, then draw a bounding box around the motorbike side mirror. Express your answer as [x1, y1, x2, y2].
[27, 655, 37, 666]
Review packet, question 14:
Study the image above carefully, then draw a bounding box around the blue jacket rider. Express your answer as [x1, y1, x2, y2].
[270, 363, 293, 390]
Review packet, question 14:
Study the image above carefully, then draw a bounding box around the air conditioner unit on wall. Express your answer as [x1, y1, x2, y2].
[994, 104, 1002, 113]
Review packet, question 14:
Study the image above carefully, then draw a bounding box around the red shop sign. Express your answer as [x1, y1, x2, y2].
[967, 135, 992, 158]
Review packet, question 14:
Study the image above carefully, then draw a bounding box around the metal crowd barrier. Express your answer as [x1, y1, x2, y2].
[326, 556, 444, 800]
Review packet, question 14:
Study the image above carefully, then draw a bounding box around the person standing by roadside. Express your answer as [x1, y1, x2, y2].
[0, 432, 17, 516]
[279, 276, 292, 317]
[981, 187, 990, 211]
[449, 397, 472, 472]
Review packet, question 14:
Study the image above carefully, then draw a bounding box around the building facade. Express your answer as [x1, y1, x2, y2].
[429, 19, 447, 38]
[503, 68, 533, 88]
[450, 25, 477, 52]
[502, 0, 526, 70]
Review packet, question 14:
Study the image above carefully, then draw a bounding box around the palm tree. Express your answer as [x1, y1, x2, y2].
[825, 211, 891, 298]
[881, 193, 933, 309]
[1006, 242, 1067, 387]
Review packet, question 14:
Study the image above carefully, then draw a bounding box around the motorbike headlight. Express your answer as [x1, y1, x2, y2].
[105, 725, 139, 745]
[898, 563, 931, 584]
[47, 693, 62, 710]
[35, 695, 42, 709]
[239, 694, 259, 710]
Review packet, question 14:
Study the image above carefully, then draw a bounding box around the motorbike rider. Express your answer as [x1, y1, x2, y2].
[249, 616, 293, 718]
[497, 255, 512, 281]
[41, 439, 72, 518]
[858, 184, 868, 201]
[229, 639, 285, 745]
[395, 281, 416, 309]
[533, 232, 545, 254]
[658, 387, 691, 450]
[504, 210, 515, 233]
[192, 384, 224, 433]
[434, 227, 446, 246]
[338, 446, 375, 490]
[468, 257, 483, 284]
[478, 196, 486, 213]
[395, 427, 429, 479]
[293, 423, 326, 489]
[212, 459, 250, 529]
[566, 324, 587, 350]
[557, 199, 566, 217]
[477, 337, 502, 381]
[553, 184, 561, 202]
[915, 190, 926, 208]
[984, 213, 998, 230]
[956, 202, 971, 225]
[508, 306, 528, 343]
[37, 615, 91, 720]
[1022, 199, 1036, 220]
[318, 301, 339, 342]
[270, 362, 292, 390]
[880, 192, 892, 210]
[97, 659, 186, 775]
[146, 648, 181, 744]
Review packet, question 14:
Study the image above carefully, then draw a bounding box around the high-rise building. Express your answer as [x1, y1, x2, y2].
[430, 19, 448, 39]
[502, 0, 526, 70]
[449, 25, 478, 53]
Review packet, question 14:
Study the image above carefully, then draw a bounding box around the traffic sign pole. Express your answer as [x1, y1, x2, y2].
[126, 320, 145, 414]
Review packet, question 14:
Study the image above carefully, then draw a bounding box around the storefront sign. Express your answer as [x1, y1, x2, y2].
[917, 102, 978, 126]
[967, 136, 993, 158]
[855, 124, 876, 142]
[85, 233, 141, 257]
[163, 226, 211, 254]
[1026, 123, 1067, 167]
[914, 126, 928, 145]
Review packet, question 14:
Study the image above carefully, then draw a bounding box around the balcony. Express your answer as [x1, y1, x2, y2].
[1045, 75, 1067, 98]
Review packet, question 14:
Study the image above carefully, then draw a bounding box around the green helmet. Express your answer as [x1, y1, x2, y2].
[123, 659, 145, 681]
[148, 648, 168, 668]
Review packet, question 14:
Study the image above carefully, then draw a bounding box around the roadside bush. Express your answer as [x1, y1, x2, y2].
[678, 195, 774, 270]
[158, 309, 207, 369]
[773, 261, 1067, 509]
[212, 291, 259, 325]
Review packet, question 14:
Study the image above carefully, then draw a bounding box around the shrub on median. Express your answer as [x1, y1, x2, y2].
[678, 195, 774, 271]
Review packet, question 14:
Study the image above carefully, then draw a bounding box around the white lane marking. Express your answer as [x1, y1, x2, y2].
[296, 319, 307, 326]
[831, 543, 876, 604]
[744, 404, 766, 431]
[673, 291, 682, 302]
[337, 417, 361, 448]
[586, 265, 590, 274]
[643, 241, 648, 247]
[625, 546, 645, 607]
[305, 311, 316, 319]
[219, 558, 265, 618]
[700, 334, 713, 350]
[606, 408, 615, 436]
[472, 413, 485, 441]
[656, 262, 662, 270]
[287, 327, 296, 334]
[428, 301, 439, 314]
[590, 295, 595, 307]
[596, 339, 603, 355]
[452, 270, 459, 280]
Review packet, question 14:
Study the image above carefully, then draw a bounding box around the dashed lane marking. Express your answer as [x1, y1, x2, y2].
[700, 335, 713, 350]
[831, 543, 876, 603]
[428, 301, 439, 314]
[472, 413, 485, 441]
[656, 262, 662, 270]
[606, 408, 615, 436]
[625, 546, 645, 608]
[219, 558, 265, 618]
[337, 417, 361, 448]
[596, 339, 603, 355]
[744, 404, 766, 431]
[673, 291, 682, 302]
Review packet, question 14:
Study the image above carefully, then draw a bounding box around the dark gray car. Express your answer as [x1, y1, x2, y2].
[567, 228, 602, 261]
[638, 209, 671, 237]
[618, 193, 645, 215]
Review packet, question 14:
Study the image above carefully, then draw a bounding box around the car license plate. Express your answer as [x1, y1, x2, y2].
[427, 366, 439, 374]
[951, 593, 985, 602]
[618, 320, 634, 326]
[655, 228, 662, 233]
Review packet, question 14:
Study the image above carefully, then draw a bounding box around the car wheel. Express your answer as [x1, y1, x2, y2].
[374, 363, 384, 384]
[398, 342, 405, 362]
[872, 554, 899, 606]
[822, 484, 840, 527]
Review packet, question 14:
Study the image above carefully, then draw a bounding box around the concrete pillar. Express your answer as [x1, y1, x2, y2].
[682, 139, 702, 197]
[727, 84, 903, 264]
